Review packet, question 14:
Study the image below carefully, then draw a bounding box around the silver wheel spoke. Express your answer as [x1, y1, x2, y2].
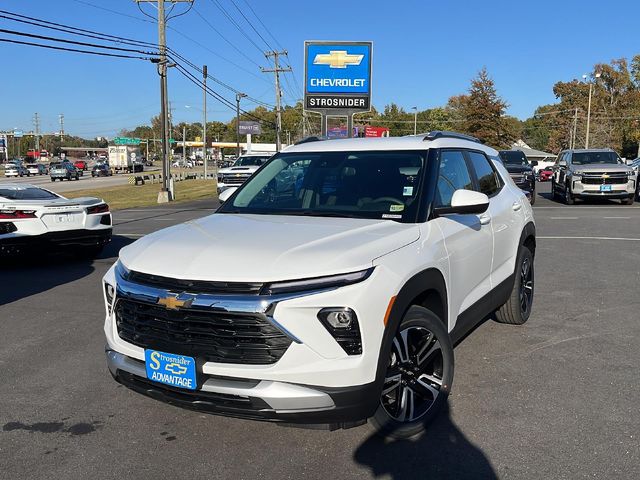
[396, 386, 415, 422]
[417, 340, 440, 367]
[416, 374, 441, 399]
[382, 374, 402, 396]
[393, 330, 411, 363]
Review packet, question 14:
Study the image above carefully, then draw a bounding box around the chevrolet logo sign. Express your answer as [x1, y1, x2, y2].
[601, 174, 610, 179]
[156, 295, 193, 310]
[313, 50, 363, 69]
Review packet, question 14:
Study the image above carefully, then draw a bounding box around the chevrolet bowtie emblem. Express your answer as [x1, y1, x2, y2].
[313, 50, 364, 69]
[157, 295, 192, 310]
[601, 174, 610, 178]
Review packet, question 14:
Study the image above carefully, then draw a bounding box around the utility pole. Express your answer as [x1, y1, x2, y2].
[59, 114, 64, 141]
[183, 124, 187, 161]
[236, 92, 246, 158]
[136, 0, 192, 203]
[202, 64, 208, 179]
[571, 108, 578, 149]
[33, 113, 40, 153]
[411, 106, 418, 135]
[584, 72, 601, 149]
[262, 50, 291, 152]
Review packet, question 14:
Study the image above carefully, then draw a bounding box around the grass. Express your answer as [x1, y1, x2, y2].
[63, 179, 218, 211]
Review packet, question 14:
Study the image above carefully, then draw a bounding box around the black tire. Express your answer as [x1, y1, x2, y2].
[563, 183, 574, 205]
[621, 196, 634, 205]
[495, 246, 534, 325]
[530, 189, 536, 205]
[551, 180, 560, 200]
[75, 174, 79, 180]
[370, 306, 454, 439]
[50, 178, 55, 182]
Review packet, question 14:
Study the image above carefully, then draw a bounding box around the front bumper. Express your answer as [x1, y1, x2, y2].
[107, 349, 377, 427]
[0, 227, 112, 254]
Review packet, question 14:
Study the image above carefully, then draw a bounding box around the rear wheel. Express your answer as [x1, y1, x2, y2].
[50, 178, 55, 182]
[495, 246, 534, 325]
[371, 306, 453, 439]
[530, 189, 536, 205]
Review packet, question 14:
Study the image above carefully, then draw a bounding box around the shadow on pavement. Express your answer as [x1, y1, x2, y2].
[354, 403, 496, 480]
[0, 235, 135, 306]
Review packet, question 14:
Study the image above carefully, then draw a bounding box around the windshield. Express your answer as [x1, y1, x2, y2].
[219, 150, 426, 222]
[234, 156, 270, 166]
[0, 187, 59, 200]
[572, 151, 621, 165]
[499, 151, 528, 166]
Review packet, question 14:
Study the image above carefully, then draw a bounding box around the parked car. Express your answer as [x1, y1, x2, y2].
[50, 162, 80, 181]
[103, 131, 536, 439]
[91, 164, 112, 177]
[216, 153, 272, 193]
[0, 184, 111, 257]
[26, 164, 48, 175]
[4, 163, 30, 177]
[498, 150, 537, 204]
[551, 149, 636, 205]
[538, 167, 553, 182]
[630, 158, 640, 200]
[74, 160, 88, 171]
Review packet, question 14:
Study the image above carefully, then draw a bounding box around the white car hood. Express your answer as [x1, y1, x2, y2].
[218, 165, 261, 174]
[119, 214, 420, 282]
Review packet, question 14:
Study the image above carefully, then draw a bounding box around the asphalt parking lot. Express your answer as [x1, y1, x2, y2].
[1, 182, 639, 480]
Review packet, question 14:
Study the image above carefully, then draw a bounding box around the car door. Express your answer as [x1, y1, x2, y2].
[467, 150, 522, 288]
[431, 149, 494, 320]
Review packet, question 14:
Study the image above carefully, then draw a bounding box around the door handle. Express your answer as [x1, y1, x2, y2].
[479, 214, 491, 225]
[512, 202, 522, 211]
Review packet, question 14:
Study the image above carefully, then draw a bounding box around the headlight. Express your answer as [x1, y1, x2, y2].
[261, 268, 373, 295]
[115, 260, 130, 280]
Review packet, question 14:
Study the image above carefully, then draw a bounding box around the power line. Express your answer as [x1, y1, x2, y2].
[0, 27, 158, 55]
[241, 0, 284, 51]
[208, 0, 264, 54]
[227, 0, 273, 51]
[71, 0, 154, 24]
[0, 37, 153, 60]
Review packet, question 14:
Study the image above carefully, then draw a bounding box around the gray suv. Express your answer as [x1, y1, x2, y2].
[551, 149, 636, 205]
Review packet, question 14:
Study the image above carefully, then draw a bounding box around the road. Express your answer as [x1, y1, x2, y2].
[1, 183, 639, 479]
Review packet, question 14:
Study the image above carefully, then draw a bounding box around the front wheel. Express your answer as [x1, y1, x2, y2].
[495, 246, 534, 325]
[564, 184, 575, 205]
[370, 306, 454, 439]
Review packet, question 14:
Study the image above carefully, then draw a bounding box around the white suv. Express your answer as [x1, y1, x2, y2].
[103, 132, 535, 438]
[217, 153, 272, 193]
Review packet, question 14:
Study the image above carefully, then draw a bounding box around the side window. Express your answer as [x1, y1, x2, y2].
[467, 151, 502, 197]
[434, 150, 474, 208]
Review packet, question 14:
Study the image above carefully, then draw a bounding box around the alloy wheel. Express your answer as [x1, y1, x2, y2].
[519, 256, 534, 316]
[381, 326, 443, 423]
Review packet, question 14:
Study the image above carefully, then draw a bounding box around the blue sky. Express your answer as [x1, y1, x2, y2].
[2, 0, 640, 138]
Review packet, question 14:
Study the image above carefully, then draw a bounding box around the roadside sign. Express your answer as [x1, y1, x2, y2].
[239, 121, 262, 135]
[113, 137, 141, 145]
[13, 130, 23, 138]
[0, 135, 6, 155]
[304, 41, 372, 113]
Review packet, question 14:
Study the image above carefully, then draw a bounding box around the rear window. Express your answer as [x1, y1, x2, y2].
[0, 187, 59, 200]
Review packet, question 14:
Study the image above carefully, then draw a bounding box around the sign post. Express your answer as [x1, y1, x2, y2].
[304, 41, 372, 137]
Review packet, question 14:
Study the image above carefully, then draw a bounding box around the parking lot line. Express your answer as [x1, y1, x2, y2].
[538, 235, 640, 242]
[549, 217, 579, 220]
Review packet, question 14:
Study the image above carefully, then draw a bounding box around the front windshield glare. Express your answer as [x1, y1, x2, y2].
[220, 151, 425, 222]
[235, 156, 268, 166]
[572, 151, 621, 165]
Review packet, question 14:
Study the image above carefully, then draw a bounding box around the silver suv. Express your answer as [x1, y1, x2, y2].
[551, 149, 636, 205]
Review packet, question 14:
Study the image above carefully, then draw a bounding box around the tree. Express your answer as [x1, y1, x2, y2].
[458, 68, 516, 148]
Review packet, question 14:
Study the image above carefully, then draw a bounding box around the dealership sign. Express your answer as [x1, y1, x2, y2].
[239, 121, 262, 135]
[304, 41, 372, 112]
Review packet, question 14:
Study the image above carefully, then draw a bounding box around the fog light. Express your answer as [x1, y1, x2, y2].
[318, 308, 361, 355]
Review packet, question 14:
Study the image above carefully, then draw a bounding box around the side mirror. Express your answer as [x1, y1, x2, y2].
[558, 161, 567, 168]
[218, 187, 238, 203]
[434, 189, 490, 216]
[531, 160, 538, 166]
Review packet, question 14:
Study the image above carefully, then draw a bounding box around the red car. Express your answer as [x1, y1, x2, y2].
[538, 168, 553, 181]
[74, 160, 88, 171]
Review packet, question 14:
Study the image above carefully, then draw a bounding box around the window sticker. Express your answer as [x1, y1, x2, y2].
[390, 205, 404, 212]
[382, 214, 402, 219]
[403, 186, 414, 196]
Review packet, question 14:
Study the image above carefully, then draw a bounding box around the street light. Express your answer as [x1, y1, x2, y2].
[583, 72, 601, 149]
[411, 106, 418, 135]
[235, 92, 247, 158]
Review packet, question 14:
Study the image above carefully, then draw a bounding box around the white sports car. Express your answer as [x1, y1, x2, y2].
[0, 184, 112, 256]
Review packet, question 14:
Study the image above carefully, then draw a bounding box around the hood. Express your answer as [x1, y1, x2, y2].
[505, 164, 533, 174]
[119, 214, 420, 282]
[571, 164, 632, 173]
[219, 165, 260, 174]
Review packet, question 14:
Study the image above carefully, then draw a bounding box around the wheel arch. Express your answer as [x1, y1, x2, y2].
[373, 268, 448, 391]
[520, 221, 536, 256]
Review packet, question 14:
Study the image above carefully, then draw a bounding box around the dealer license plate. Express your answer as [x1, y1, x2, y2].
[145, 349, 197, 390]
[600, 185, 612, 192]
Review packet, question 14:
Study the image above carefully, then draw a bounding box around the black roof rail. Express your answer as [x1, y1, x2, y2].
[423, 131, 481, 143]
[294, 136, 329, 145]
